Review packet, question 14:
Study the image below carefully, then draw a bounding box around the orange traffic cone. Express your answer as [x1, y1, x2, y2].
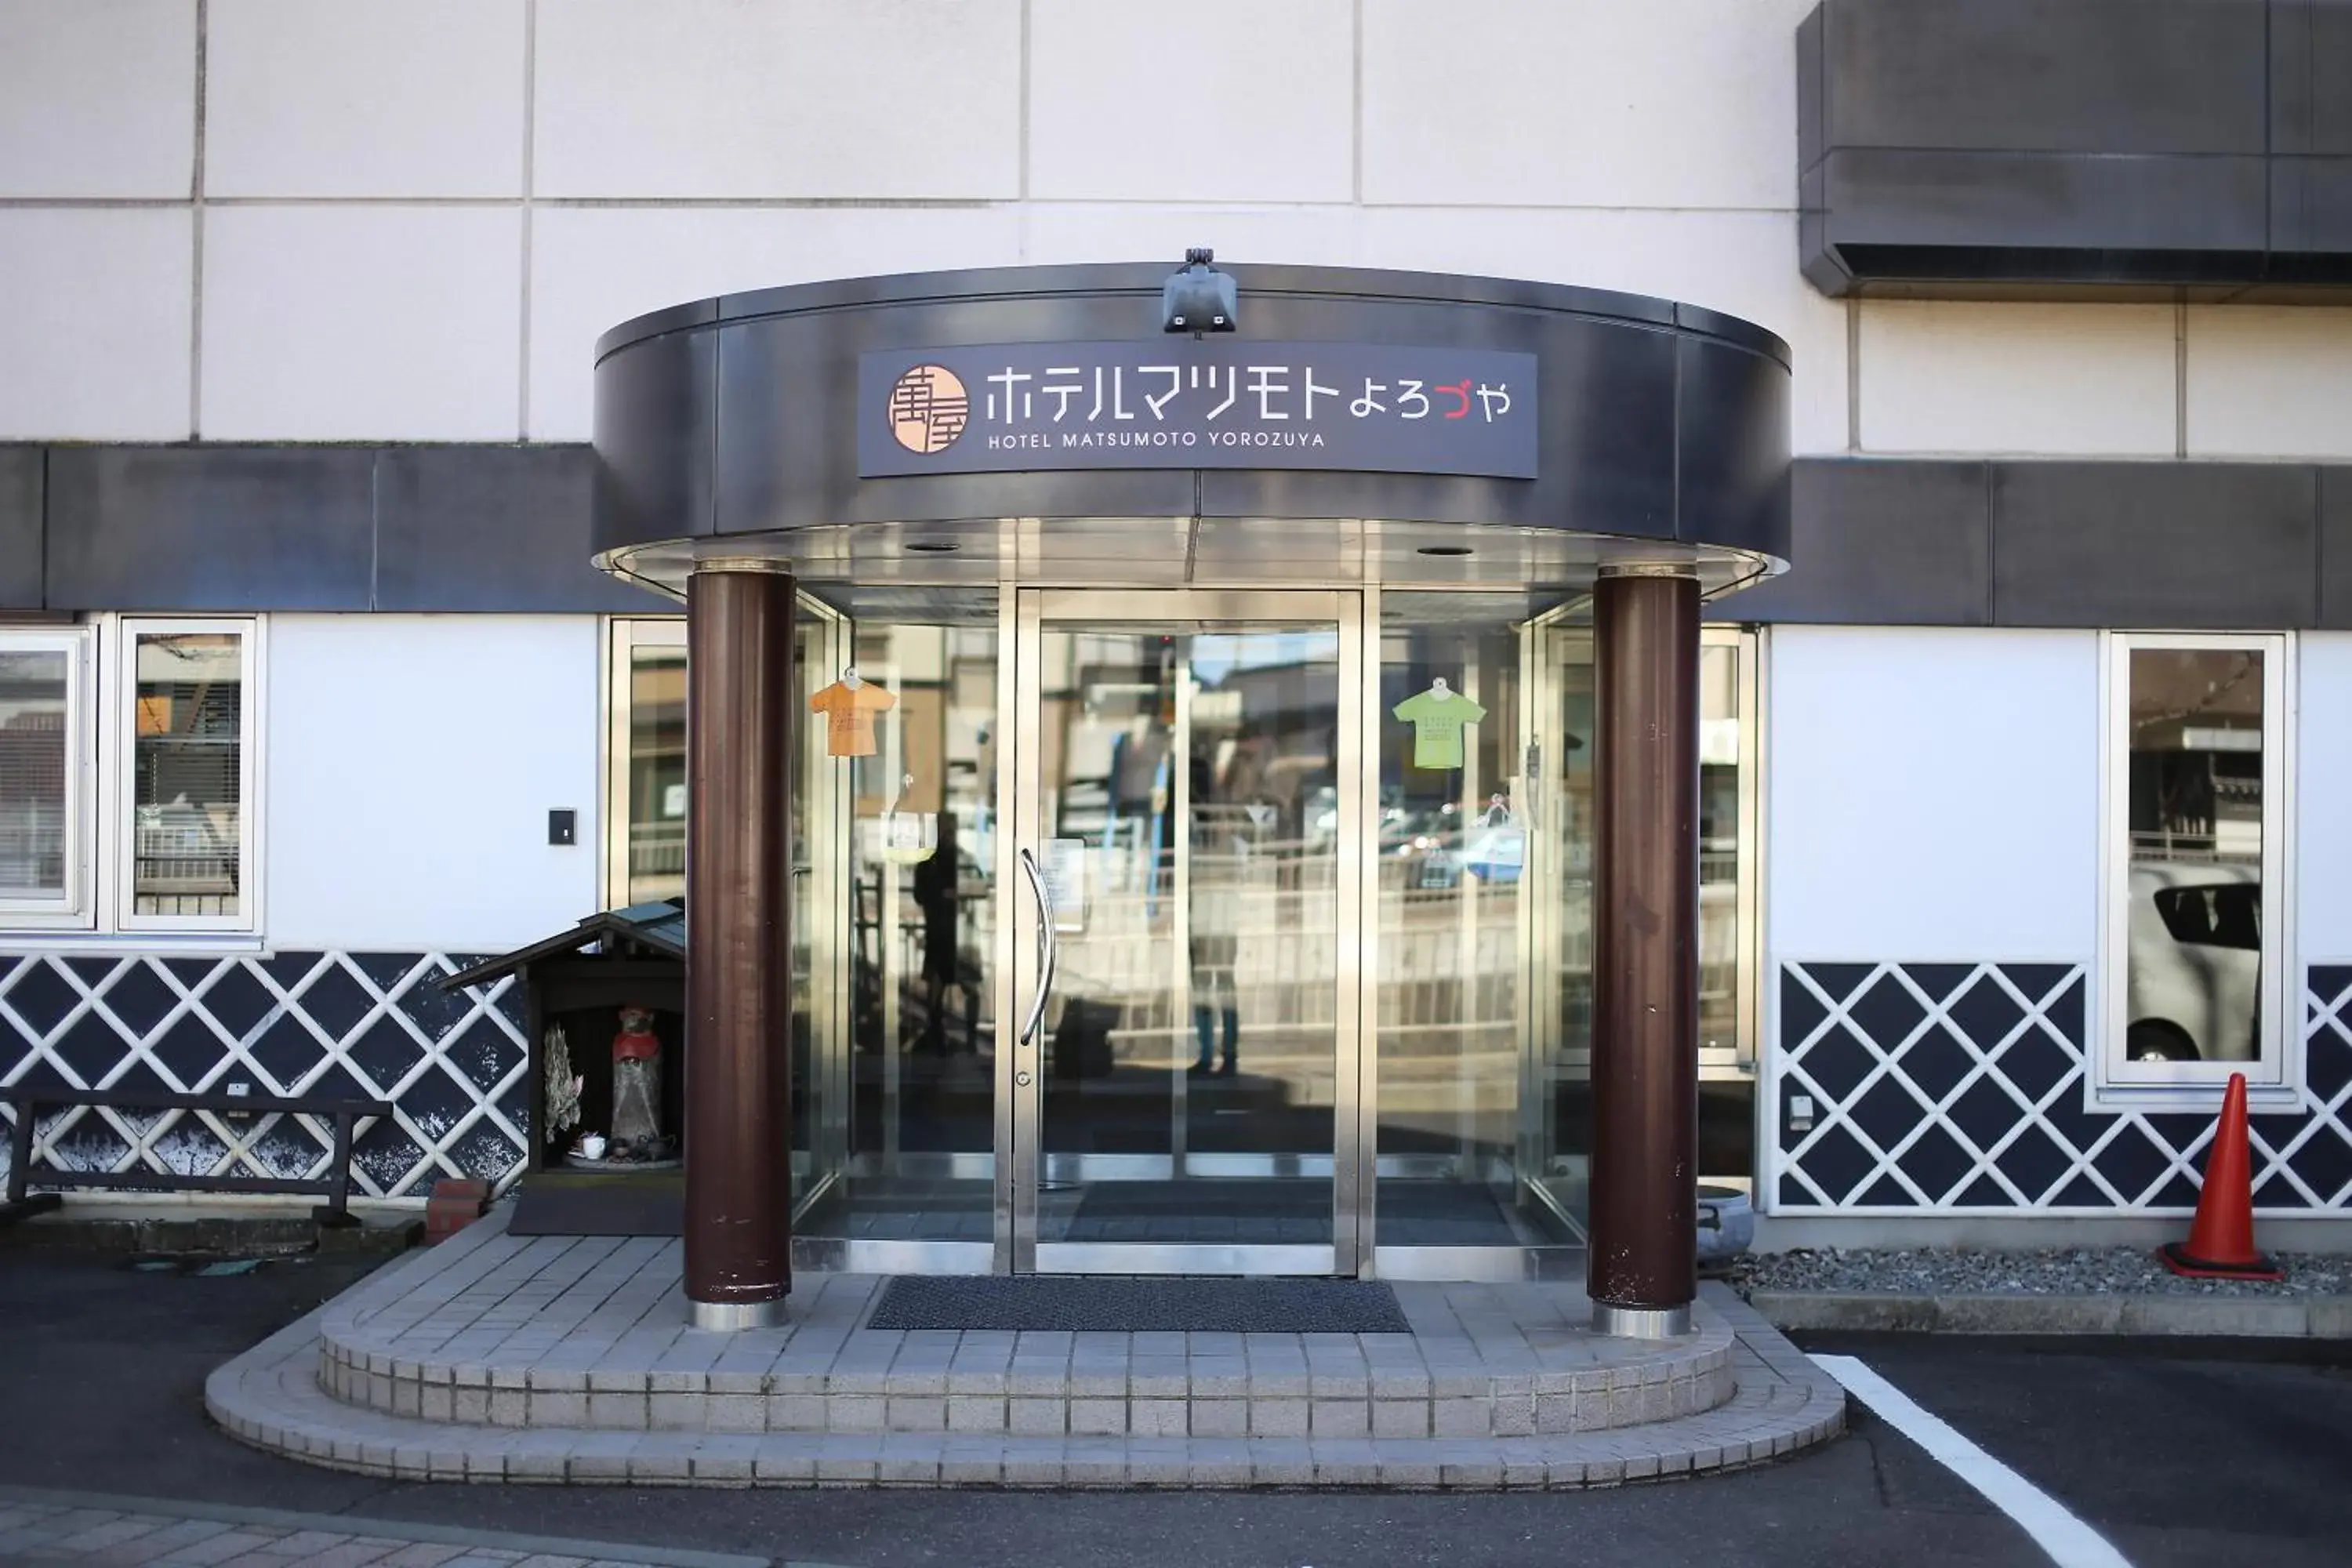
[2159, 1072, 2282, 1281]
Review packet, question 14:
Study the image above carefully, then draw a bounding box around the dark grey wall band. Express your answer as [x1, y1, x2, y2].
[2, 441, 2342, 630]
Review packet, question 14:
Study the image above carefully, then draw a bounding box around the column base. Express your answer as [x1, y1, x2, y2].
[688, 1298, 786, 1331]
[1592, 1302, 1693, 1340]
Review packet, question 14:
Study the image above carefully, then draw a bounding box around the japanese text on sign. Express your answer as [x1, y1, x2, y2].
[858, 341, 1538, 479]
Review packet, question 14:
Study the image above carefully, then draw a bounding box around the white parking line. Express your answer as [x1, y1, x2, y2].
[1810, 1353, 2134, 1568]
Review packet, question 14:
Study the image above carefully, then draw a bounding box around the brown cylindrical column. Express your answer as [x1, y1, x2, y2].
[1587, 567, 1701, 1338]
[684, 562, 797, 1329]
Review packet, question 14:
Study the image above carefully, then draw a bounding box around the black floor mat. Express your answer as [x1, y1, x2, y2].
[507, 1177, 683, 1237]
[865, 1273, 1411, 1333]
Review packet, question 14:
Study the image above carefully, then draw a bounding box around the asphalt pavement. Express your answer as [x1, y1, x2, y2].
[2, 1244, 2347, 1567]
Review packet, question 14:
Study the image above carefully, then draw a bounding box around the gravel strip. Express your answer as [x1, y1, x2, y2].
[1730, 1246, 2352, 1298]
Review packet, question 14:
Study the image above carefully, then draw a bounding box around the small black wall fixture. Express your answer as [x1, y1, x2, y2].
[1162, 248, 1238, 336]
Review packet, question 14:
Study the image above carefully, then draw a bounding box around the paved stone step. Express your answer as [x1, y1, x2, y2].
[311, 1216, 1737, 1439]
[209, 1308, 1847, 1490]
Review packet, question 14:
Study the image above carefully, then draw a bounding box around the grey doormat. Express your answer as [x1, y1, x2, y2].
[865, 1274, 1410, 1334]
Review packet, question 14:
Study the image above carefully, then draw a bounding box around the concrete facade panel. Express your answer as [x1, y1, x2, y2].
[1019, 204, 1367, 274]
[529, 205, 1027, 440]
[0, 447, 41, 609]
[201, 206, 523, 441]
[204, 0, 527, 198]
[0, 0, 194, 198]
[374, 445, 666, 614]
[265, 615, 600, 952]
[1991, 461, 2318, 629]
[2324, 466, 2352, 630]
[1362, 0, 1814, 210]
[1719, 459, 1989, 624]
[43, 446, 375, 612]
[1858, 301, 2176, 456]
[532, 0, 1022, 199]
[1028, 0, 1353, 202]
[0, 209, 193, 441]
[1354, 208, 1846, 455]
[1766, 625, 2100, 961]
[1821, 0, 2267, 154]
[2185, 306, 2352, 459]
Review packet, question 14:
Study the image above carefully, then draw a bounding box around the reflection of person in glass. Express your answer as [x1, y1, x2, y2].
[1189, 745, 1243, 1076]
[913, 811, 964, 1053]
[1190, 934, 1239, 1076]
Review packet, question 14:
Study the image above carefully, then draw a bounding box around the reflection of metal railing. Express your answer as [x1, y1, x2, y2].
[0, 809, 64, 895]
[630, 821, 686, 877]
[132, 805, 239, 916]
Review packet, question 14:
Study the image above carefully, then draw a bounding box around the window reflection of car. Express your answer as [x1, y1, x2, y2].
[2126, 861, 2259, 1062]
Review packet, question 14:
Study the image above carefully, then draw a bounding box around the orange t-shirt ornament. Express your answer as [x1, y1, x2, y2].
[809, 668, 897, 757]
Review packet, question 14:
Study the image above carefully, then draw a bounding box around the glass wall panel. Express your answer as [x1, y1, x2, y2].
[789, 612, 836, 1208]
[1524, 619, 1594, 1240]
[1697, 637, 1755, 1185]
[2120, 644, 2273, 1068]
[621, 640, 687, 906]
[1375, 595, 1565, 1246]
[0, 647, 71, 904]
[130, 630, 244, 919]
[800, 604, 1001, 1243]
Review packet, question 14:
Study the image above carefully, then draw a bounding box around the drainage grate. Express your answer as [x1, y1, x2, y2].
[865, 1274, 1410, 1334]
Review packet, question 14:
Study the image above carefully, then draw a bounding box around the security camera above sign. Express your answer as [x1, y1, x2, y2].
[857, 342, 1537, 479]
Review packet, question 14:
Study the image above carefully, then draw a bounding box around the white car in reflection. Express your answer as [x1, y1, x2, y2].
[2125, 861, 2260, 1062]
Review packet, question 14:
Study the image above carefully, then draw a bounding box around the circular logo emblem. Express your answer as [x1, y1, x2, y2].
[887, 363, 970, 455]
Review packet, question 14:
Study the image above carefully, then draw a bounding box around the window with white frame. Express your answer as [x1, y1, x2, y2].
[0, 617, 260, 937]
[604, 618, 688, 909]
[2102, 633, 2292, 1097]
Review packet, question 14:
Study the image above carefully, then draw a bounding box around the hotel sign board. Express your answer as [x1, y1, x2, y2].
[858, 341, 1537, 480]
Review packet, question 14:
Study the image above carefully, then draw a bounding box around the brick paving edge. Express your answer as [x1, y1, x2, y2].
[0, 1482, 775, 1566]
[1746, 1289, 2352, 1338]
[205, 1291, 1847, 1491]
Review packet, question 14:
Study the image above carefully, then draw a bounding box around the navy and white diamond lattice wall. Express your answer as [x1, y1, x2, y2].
[1773, 963, 2352, 1214]
[0, 952, 528, 1203]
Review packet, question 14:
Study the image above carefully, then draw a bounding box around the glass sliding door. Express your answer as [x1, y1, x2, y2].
[1009, 590, 1363, 1274]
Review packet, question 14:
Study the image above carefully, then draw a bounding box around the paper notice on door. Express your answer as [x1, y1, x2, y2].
[1044, 837, 1087, 932]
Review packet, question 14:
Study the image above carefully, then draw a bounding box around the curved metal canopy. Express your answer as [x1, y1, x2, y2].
[591, 262, 1792, 602]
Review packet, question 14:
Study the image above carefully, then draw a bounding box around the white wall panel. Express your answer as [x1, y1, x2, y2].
[1363, 0, 1813, 211]
[529, 205, 1025, 439]
[0, 209, 192, 440]
[205, 0, 526, 198]
[1859, 302, 2177, 456]
[2297, 634, 2352, 960]
[1029, 0, 1352, 203]
[266, 615, 599, 953]
[0, 0, 194, 198]
[1767, 626, 2100, 960]
[1357, 208, 1848, 455]
[201, 207, 521, 441]
[1021, 205, 1365, 274]
[534, 0, 1021, 200]
[2186, 307, 2352, 459]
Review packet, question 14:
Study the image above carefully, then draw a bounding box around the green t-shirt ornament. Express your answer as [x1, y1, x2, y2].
[1392, 677, 1486, 770]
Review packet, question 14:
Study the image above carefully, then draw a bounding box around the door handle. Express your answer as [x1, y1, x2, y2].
[1018, 847, 1058, 1047]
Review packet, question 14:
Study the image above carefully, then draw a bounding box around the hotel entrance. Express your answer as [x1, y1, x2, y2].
[590, 260, 1788, 1327]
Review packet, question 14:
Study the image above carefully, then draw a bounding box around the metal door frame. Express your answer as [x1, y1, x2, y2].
[1000, 588, 1368, 1275]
